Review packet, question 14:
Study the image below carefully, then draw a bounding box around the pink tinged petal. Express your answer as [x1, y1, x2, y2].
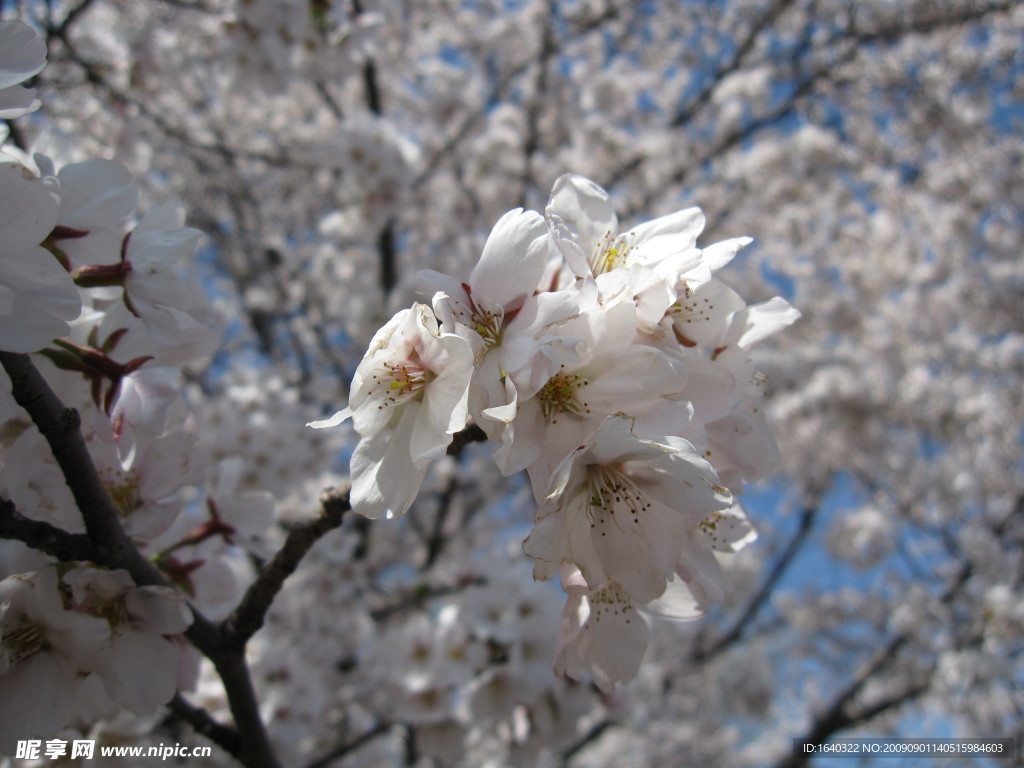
[522, 508, 568, 583]
[675, 535, 729, 607]
[728, 296, 801, 349]
[111, 366, 182, 436]
[469, 207, 548, 310]
[679, 355, 737, 423]
[552, 590, 587, 682]
[593, 496, 687, 604]
[0, 160, 61, 250]
[582, 345, 688, 415]
[0, 652, 75, 753]
[565, 493, 612, 589]
[630, 437, 733, 517]
[57, 159, 137, 229]
[419, 333, 474, 443]
[102, 630, 179, 714]
[491, 394, 545, 476]
[63, 566, 133, 609]
[415, 269, 464, 309]
[706, 411, 781, 483]
[132, 199, 186, 233]
[124, 227, 202, 318]
[136, 431, 201, 501]
[0, 21, 47, 90]
[581, 416, 675, 468]
[598, 265, 675, 332]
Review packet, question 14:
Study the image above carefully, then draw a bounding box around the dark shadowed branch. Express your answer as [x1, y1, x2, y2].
[221, 485, 352, 651]
[0, 351, 281, 768]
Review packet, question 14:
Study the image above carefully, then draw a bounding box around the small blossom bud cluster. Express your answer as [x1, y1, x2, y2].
[314, 173, 800, 690]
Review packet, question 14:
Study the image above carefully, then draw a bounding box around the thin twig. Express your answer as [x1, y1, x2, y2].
[167, 694, 241, 756]
[304, 721, 392, 768]
[221, 486, 351, 651]
[693, 504, 817, 664]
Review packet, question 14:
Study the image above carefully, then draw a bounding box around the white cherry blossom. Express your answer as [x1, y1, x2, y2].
[0, 157, 81, 353]
[310, 297, 474, 518]
[524, 416, 732, 606]
[0, 570, 110, 754]
[552, 567, 649, 693]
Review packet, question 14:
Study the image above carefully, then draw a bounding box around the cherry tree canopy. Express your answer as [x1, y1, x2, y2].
[1, 0, 1022, 766]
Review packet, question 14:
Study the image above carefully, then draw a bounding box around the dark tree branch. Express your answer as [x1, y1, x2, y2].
[167, 694, 241, 757]
[377, 221, 398, 298]
[0, 351, 281, 768]
[517, 0, 558, 209]
[0, 351, 144, 563]
[773, 504, 1021, 768]
[776, 635, 909, 768]
[561, 718, 615, 763]
[0, 497, 96, 562]
[446, 422, 487, 456]
[421, 474, 459, 570]
[693, 503, 817, 664]
[221, 485, 352, 651]
[304, 721, 392, 768]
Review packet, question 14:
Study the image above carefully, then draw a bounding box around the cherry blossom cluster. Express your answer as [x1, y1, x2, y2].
[313, 172, 800, 690]
[0, 20, 278, 751]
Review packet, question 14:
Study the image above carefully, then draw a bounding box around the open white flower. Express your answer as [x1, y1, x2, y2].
[310, 297, 474, 518]
[0, 157, 82, 353]
[524, 416, 732, 605]
[0, 570, 110, 754]
[418, 207, 551, 355]
[552, 566, 649, 693]
[497, 292, 690, 479]
[121, 202, 204, 344]
[545, 172, 706, 282]
[64, 567, 192, 716]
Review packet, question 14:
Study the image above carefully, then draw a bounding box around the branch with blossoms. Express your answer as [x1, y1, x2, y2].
[310, 171, 801, 691]
[0, 351, 278, 768]
[1, 13, 803, 762]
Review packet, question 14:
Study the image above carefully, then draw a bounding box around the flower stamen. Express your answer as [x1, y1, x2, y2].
[538, 367, 591, 423]
[590, 231, 636, 275]
[586, 466, 651, 527]
[2, 621, 46, 665]
[371, 359, 435, 410]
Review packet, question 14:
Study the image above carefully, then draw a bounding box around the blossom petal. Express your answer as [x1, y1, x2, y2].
[469, 207, 548, 310]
